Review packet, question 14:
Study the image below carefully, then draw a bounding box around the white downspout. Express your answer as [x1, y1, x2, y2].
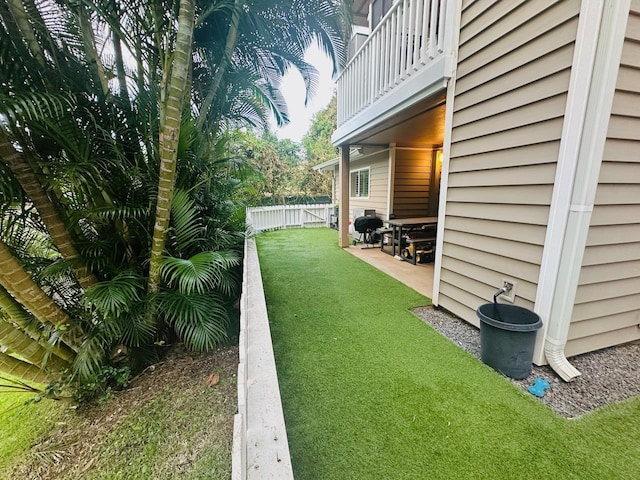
[540, 0, 630, 381]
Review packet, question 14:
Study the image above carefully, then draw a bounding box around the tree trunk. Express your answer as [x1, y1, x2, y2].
[195, 0, 243, 130]
[110, 0, 130, 104]
[0, 1, 31, 65]
[134, 35, 146, 94]
[0, 317, 70, 372]
[147, 0, 196, 295]
[6, 0, 46, 67]
[77, 6, 109, 96]
[0, 286, 76, 363]
[0, 130, 98, 290]
[0, 352, 50, 384]
[0, 240, 74, 331]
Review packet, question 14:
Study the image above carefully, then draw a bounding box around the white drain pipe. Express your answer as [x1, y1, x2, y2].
[540, 0, 630, 381]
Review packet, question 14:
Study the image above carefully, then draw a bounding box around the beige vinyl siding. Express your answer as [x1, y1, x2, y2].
[392, 149, 432, 218]
[567, 3, 640, 356]
[349, 150, 389, 220]
[438, 0, 580, 326]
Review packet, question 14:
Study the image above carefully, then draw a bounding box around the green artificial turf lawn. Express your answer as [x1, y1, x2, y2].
[257, 228, 640, 480]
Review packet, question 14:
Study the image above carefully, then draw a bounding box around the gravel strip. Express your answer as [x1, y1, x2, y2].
[412, 305, 640, 418]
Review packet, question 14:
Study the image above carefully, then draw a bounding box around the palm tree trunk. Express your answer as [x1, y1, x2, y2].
[0, 351, 50, 384]
[147, 0, 196, 295]
[0, 317, 70, 372]
[6, 0, 46, 67]
[0, 1, 30, 64]
[0, 240, 74, 331]
[0, 130, 98, 290]
[195, 0, 243, 130]
[134, 35, 146, 94]
[111, 2, 130, 104]
[77, 6, 109, 96]
[0, 286, 76, 363]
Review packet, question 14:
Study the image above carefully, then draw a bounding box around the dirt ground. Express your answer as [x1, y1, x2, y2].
[7, 345, 238, 480]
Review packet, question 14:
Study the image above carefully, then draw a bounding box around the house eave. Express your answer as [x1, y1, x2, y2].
[332, 54, 453, 147]
[313, 157, 339, 172]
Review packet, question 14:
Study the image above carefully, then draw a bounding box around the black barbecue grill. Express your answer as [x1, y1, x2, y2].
[353, 215, 383, 248]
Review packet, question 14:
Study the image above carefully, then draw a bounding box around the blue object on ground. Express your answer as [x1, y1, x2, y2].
[528, 378, 550, 398]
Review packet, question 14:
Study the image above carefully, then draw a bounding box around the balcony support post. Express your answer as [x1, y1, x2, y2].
[339, 145, 350, 247]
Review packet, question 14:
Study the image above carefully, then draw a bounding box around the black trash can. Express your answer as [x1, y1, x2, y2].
[476, 303, 543, 380]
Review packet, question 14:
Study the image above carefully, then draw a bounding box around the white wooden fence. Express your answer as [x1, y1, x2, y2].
[246, 204, 332, 232]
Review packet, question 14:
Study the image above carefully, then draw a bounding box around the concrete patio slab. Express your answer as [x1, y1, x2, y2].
[345, 243, 434, 299]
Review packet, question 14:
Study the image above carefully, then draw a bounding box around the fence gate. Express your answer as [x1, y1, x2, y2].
[246, 204, 332, 232]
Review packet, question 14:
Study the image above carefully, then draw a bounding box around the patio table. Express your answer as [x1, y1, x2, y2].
[383, 216, 438, 264]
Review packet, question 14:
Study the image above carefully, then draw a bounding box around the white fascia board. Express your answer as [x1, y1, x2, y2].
[313, 147, 388, 172]
[331, 55, 453, 146]
[351, 25, 370, 36]
[313, 157, 339, 171]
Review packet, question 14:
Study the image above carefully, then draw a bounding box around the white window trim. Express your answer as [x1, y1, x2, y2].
[350, 167, 370, 199]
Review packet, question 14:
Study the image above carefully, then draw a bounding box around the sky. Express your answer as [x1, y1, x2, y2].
[273, 44, 337, 143]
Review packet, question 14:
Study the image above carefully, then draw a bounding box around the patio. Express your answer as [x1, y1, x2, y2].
[345, 242, 434, 298]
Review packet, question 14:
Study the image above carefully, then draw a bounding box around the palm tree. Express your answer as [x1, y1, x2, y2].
[147, 0, 196, 296]
[0, 0, 351, 394]
[0, 286, 76, 363]
[0, 130, 98, 290]
[0, 240, 74, 331]
[0, 352, 51, 384]
[193, 0, 351, 131]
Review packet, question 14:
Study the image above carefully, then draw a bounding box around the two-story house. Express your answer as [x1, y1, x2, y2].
[325, 0, 640, 381]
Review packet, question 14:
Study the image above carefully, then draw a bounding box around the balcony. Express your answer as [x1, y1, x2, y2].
[333, 0, 456, 146]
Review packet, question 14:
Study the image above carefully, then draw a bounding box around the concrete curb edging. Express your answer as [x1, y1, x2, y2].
[232, 238, 294, 479]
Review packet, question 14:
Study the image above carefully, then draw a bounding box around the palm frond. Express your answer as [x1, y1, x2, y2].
[157, 291, 229, 351]
[168, 189, 204, 255]
[83, 271, 145, 318]
[118, 301, 156, 348]
[73, 333, 108, 381]
[0, 91, 74, 126]
[159, 250, 239, 295]
[84, 204, 151, 223]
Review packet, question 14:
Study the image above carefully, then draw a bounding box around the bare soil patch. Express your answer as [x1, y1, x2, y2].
[6, 345, 238, 479]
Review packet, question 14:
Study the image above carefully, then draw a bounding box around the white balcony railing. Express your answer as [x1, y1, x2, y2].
[337, 0, 451, 126]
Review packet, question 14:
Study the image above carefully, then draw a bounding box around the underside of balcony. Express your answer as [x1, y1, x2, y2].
[332, 0, 456, 147]
[335, 90, 447, 148]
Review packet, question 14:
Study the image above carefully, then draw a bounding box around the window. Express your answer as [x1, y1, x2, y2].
[371, 0, 394, 30]
[351, 168, 370, 198]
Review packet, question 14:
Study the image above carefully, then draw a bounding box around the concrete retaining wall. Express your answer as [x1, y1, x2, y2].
[232, 238, 294, 479]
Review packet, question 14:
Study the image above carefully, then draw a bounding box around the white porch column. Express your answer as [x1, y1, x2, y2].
[386, 143, 396, 218]
[339, 145, 350, 247]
